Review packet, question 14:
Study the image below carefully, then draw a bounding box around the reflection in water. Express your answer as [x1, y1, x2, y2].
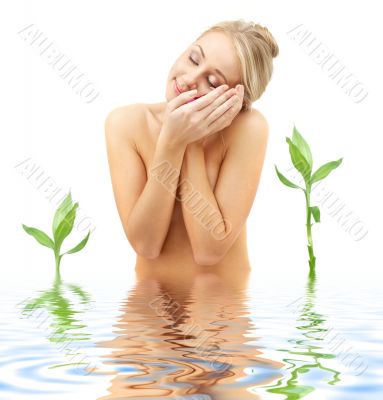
[266, 272, 341, 398]
[19, 271, 93, 371]
[93, 265, 284, 399]
[8, 266, 379, 398]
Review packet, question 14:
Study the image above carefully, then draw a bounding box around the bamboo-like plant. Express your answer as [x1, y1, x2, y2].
[275, 125, 343, 272]
[22, 190, 91, 273]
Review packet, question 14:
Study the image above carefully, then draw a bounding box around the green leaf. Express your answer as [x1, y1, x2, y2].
[292, 125, 313, 171]
[62, 230, 91, 255]
[310, 206, 321, 223]
[274, 165, 302, 189]
[53, 202, 79, 252]
[52, 191, 73, 237]
[286, 137, 311, 182]
[22, 224, 55, 249]
[311, 158, 343, 184]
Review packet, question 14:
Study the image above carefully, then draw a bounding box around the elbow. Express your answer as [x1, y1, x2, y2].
[133, 240, 161, 259]
[137, 248, 161, 259]
[124, 226, 161, 259]
[192, 247, 223, 266]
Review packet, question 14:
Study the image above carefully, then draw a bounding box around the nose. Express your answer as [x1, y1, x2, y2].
[184, 80, 197, 91]
[183, 77, 212, 96]
[183, 72, 200, 91]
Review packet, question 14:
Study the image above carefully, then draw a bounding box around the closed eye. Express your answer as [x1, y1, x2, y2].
[188, 56, 217, 89]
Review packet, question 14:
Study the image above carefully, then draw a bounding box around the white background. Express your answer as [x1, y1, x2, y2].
[1, 0, 382, 293]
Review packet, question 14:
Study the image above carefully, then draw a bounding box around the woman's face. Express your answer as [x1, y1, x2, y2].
[166, 31, 242, 102]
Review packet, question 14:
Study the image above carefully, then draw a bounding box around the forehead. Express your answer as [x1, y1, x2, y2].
[194, 31, 241, 85]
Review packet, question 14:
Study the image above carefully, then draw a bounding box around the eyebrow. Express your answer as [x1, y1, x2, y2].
[195, 44, 228, 84]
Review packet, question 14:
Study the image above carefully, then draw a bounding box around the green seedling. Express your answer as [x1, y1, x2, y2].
[22, 190, 91, 273]
[275, 125, 343, 273]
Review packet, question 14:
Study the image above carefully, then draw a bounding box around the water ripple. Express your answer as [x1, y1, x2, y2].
[1, 274, 383, 399]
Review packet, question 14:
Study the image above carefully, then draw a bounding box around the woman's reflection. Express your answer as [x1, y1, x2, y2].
[94, 264, 283, 399]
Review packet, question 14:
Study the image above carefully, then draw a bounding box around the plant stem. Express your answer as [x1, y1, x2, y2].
[54, 248, 61, 275]
[305, 186, 316, 273]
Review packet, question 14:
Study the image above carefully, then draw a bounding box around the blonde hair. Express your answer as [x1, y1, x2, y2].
[196, 19, 279, 111]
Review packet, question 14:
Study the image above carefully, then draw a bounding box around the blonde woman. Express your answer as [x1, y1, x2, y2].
[105, 19, 279, 275]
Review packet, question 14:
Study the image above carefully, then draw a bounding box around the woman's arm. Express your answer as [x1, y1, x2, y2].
[179, 112, 269, 266]
[105, 105, 187, 259]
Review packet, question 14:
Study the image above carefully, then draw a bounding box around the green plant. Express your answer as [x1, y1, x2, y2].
[275, 125, 343, 273]
[22, 190, 91, 273]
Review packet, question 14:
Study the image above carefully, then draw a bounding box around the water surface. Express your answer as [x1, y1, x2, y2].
[1, 268, 382, 399]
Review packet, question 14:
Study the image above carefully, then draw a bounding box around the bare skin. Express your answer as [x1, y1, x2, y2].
[104, 31, 270, 275]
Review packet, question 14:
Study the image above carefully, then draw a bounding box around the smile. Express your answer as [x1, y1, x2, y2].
[174, 79, 183, 95]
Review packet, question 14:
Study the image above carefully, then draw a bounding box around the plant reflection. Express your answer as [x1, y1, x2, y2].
[19, 271, 92, 370]
[266, 272, 341, 398]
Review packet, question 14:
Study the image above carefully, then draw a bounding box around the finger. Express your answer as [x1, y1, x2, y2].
[199, 87, 238, 120]
[185, 84, 229, 112]
[168, 89, 198, 111]
[206, 95, 240, 127]
[234, 84, 244, 107]
[207, 105, 237, 134]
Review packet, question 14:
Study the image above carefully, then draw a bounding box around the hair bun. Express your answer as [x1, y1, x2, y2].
[256, 24, 279, 58]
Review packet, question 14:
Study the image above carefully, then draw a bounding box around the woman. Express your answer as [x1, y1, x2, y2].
[105, 19, 279, 275]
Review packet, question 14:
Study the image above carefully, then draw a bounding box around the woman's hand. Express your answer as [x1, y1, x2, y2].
[160, 84, 244, 148]
[194, 84, 244, 147]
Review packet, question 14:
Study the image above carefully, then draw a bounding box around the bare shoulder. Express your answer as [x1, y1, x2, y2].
[224, 107, 269, 147]
[218, 108, 270, 170]
[104, 103, 148, 145]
